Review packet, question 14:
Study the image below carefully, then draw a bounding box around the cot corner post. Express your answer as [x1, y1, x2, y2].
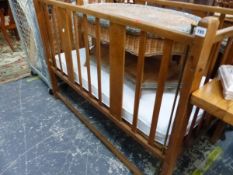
[34, 0, 59, 97]
[159, 17, 220, 175]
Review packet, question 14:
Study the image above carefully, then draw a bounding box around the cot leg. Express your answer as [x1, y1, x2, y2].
[160, 135, 184, 175]
[31, 70, 37, 76]
[48, 88, 54, 95]
[160, 103, 193, 175]
[49, 72, 59, 98]
[160, 151, 179, 175]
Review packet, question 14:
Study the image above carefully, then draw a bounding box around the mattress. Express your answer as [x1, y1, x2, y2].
[55, 49, 203, 144]
[83, 3, 200, 56]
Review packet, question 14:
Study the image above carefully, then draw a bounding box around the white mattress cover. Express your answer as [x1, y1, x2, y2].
[55, 49, 203, 144]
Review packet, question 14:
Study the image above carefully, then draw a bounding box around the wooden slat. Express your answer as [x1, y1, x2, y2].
[132, 31, 147, 132]
[73, 13, 83, 88]
[51, 7, 63, 73]
[148, 39, 173, 145]
[165, 25, 195, 147]
[191, 79, 233, 126]
[221, 37, 233, 64]
[109, 23, 126, 119]
[209, 14, 227, 68]
[83, 14, 92, 94]
[56, 7, 75, 82]
[43, 5, 56, 67]
[65, 9, 75, 82]
[206, 13, 229, 77]
[206, 43, 221, 79]
[218, 13, 226, 29]
[214, 26, 233, 43]
[95, 18, 102, 103]
[163, 46, 191, 148]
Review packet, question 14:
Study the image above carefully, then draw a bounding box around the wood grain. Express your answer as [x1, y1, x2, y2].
[132, 31, 146, 132]
[73, 13, 83, 88]
[148, 39, 173, 145]
[95, 18, 102, 103]
[191, 79, 233, 126]
[214, 26, 233, 43]
[56, 7, 75, 82]
[83, 14, 92, 94]
[109, 23, 126, 119]
[51, 8, 64, 73]
[221, 37, 233, 64]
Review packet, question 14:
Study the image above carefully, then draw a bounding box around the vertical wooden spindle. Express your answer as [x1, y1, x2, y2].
[95, 18, 102, 103]
[221, 37, 233, 64]
[51, 7, 63, 73]
[109, 23, 126, 119]
[44, 5, 56, 67]
[148, 39, 173, 145]
[132, 31, 147, 132]
[56, 7, 75, 82]
[83, 14, 92, 94]
[73, 12, 83, 88]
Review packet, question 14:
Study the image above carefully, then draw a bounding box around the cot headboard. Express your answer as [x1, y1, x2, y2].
[34, 0, 233, 174]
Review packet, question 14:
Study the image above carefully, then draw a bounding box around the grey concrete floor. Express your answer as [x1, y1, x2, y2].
[0, 77, 233, 175]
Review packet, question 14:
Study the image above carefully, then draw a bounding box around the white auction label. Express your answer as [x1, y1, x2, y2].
[195, 27, 207, 37]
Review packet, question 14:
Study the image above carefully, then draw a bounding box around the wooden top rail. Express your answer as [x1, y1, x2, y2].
[214, 26, 233, 43]
[39, 0, 194, 44]
[144, 0, 233, 15]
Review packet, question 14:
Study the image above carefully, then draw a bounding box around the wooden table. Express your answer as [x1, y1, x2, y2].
[191, 79, 233, 125]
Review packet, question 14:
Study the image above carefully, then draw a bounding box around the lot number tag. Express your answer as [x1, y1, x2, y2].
[195, 27, 207, 37]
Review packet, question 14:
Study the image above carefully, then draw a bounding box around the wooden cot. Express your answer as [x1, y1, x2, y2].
[34, 0, 233, 174]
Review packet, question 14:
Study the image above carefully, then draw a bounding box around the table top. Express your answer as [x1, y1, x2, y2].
[84, 3, 200, 34]
[191, 79, 233, 126]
